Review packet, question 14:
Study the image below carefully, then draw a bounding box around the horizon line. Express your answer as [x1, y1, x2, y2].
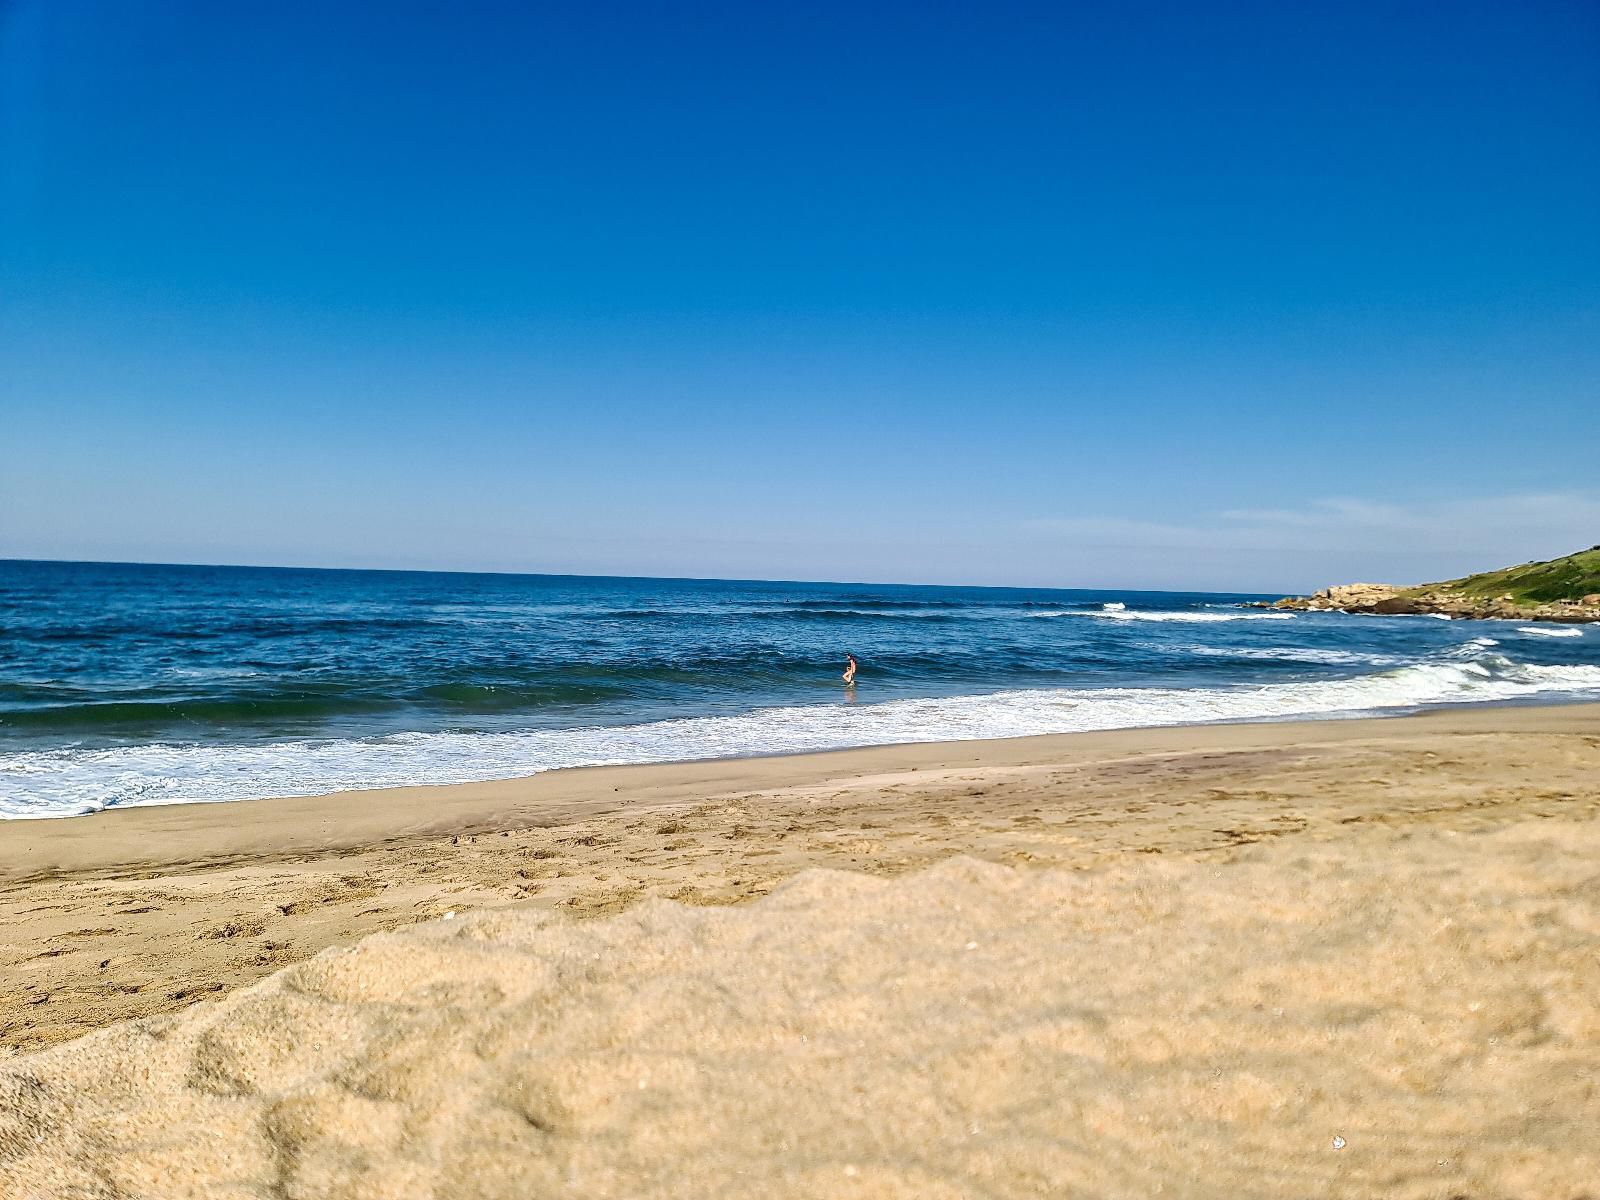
[0, 556, 1286, 598]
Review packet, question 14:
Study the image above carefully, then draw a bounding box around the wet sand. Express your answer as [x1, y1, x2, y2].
[2, 705, 1599, 1196]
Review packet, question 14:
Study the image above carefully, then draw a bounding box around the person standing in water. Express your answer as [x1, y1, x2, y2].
[842, 653, 858, 685]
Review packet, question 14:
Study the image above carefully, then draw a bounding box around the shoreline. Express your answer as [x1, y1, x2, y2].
[4, 701, 1599, 1195]
[6, 686, 1599, 840]
[10, 612, 1595, 820]
[5, 697, 1599, 876]
[3, 701, 1599, 1054]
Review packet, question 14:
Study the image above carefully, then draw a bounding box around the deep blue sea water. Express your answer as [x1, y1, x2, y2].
[3, 559, 1598, 818]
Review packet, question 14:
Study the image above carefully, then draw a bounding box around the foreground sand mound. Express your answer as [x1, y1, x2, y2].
[3, 820, 1598, 1200]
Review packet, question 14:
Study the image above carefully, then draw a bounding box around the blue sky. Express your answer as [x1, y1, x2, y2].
[2, 0, 1596, 592]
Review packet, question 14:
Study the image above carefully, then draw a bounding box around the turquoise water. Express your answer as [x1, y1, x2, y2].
[3, 560, 1598, 818]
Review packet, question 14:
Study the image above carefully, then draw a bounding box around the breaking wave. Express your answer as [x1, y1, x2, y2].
[1178, 645, 1403, 667]
[4, 651, 1597, 819]
[1050, 607, 1295, 623]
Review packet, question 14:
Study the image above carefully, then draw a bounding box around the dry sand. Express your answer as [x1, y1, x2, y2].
[3, 704, 1600, 1196]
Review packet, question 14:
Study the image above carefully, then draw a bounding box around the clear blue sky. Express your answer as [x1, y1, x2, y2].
[2, 0, 1596, 591]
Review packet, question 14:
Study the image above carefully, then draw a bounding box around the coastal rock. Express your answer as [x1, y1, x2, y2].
[1269, 547, 1600, 623]
[1271, 581, 1600, 624]
[1320, 583, 1401, 609]
[1271, 584, 1405, 615]
[1268, 592, 1600, 624]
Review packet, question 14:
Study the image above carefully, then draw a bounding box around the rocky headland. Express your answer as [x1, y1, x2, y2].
[1265, 547, 1600, 623]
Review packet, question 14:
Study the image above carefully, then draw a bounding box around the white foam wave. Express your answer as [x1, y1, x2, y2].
[4, 654, 1598, 820]
[1446, 637, 1501, 659]
[1180, 645, 1400, 667]
[1101, 601, 1127, 612]
[1044, 608, 1295, 623]
[1095, 609, 1295, 623]
[1518, 626, 1584, 638]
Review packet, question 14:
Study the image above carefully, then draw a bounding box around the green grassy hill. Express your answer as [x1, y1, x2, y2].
[1422, 546, 1600, 605]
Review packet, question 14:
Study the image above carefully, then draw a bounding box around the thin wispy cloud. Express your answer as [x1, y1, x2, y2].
[1026, 493, 1600, 589]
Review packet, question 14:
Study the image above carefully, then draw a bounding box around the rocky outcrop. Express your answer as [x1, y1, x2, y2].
[1271, 584, 1401, 612]
[1266, 585, 1600, 623]
[1260, 547, 1600, 623]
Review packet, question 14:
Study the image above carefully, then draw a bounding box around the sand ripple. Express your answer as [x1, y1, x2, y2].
[4, 820, 1598, 1199]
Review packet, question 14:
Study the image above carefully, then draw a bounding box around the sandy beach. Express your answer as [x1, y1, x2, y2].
[4, 703, 1600, 1196]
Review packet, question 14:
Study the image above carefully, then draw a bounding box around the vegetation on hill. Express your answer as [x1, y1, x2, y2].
[1422, 546, 1600, 606]
[1271, 546, 1600, 621]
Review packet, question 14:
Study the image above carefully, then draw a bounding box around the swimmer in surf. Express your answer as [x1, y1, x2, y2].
[842, 653, 858, 685]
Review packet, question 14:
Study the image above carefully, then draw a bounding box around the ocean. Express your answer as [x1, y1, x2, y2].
[3, 559, 1598, 819]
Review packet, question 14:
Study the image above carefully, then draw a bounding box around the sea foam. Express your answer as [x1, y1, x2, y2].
[3, 651, 1597, 819]
[1033, 606, 1294, 623]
